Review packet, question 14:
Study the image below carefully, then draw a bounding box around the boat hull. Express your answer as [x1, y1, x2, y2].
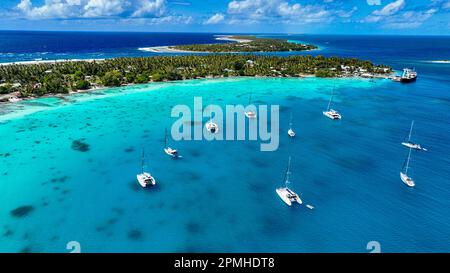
[245, 111, 257, 119]
[323, 111, 341, 120]
[137, 172, 156, 188]
[288, 129, 296, 137]
[400, 172, 415, 187]
[400, 77, 417, 83]
[401, 142, 426, 151]
[206, 122, 219, 133]
[164, 147, 179, 158]
[276, 187, 302, 206]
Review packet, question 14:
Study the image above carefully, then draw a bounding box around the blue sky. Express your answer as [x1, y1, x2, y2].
[0, 0, 449, 34]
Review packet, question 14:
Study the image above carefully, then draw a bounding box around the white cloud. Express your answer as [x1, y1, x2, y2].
[83, 0, 126, 18]
[372, 0, 405, 16]
[364, 0, 439, 28]
[16, 0, 127, 19]
[15, 0, 169, 19]
[383, 8, 438, 29]
[17, 0, 77, 19]
[132, 0, 166, 18]
[121, 15, 193, 25]
[443, 0, 450, 9]
[365, 0, 406, 23]
[204, 13, 225, 25]
[226, 0, 341, 24]
[337, 6, 357, 18]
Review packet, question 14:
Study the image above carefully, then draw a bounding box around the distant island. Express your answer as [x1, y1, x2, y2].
[140, 35, 318, 53]
[0, 55, 391, 100]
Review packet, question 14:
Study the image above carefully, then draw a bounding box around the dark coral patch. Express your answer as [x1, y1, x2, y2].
[51, 176, 69, 183]
[71, 140, 90, 152]
[10, 205, 34, 218]
[124, 147, 135, 153]
[185, 222, 203, 235]
[128, 229, 142, 241]
[3, 228, 13, 237]
[20, 246, 33, 253]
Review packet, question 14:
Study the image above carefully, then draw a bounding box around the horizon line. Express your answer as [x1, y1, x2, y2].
[0, 29, 449, 37]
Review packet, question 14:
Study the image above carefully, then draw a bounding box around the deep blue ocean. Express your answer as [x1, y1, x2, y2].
[0, 32, 449, 253]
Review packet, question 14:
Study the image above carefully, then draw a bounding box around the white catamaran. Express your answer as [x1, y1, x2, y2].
[288, 113, 296, 137]
[164, 128, 180, 158]
[137, 148, 156, 188]
[245, 93, 257, 119]
[401, 120, 427, 151]
[276, 157, 302, 206]
[400, 147, 415, 187]
[323, 85, 342, 120]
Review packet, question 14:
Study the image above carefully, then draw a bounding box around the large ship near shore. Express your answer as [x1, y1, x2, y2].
[393, 68, 417, 83]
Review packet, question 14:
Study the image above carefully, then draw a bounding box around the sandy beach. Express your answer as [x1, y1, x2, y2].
[138, 35, 251, 54]
[214, 35, 253, 43]
[138, 46, 208, 53]
[427, 60, 450, 64]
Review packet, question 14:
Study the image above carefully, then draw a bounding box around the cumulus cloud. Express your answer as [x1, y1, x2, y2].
[383, 8, 438, 29]
[365, 0, 406, 23]
[364, 0, 439, 29]
[15, 0, 168, 19]
[204, 13, 225, 24]
[372, 0, 405, 16]
[15, 0, 127, 19]
[132, 0, 166, 18]
[83, 0, 126, 18]
[226, 0, 349, 24]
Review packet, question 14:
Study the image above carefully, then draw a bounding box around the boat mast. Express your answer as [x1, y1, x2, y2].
[165, 128, 168, 148]
[284, 156, 292, 188]
[407, 120, 414, 142]
[141, 148, 145, 174]
[289, 112, 293, 128]
[405, 147, 412, 175]
[327, 84, 335, 111]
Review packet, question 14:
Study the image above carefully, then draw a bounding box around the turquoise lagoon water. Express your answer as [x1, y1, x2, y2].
[1, 76, 449, 253]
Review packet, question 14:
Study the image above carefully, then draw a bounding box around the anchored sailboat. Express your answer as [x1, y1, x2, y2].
[400, 147, 415, 187]
[164, 128, 180, 158]
[323, 85, 341, 120]
[245, 93, 257, 119]
[205, 111, 219, 133]
[288, 112, 296, 137]
[137, 148, 156, 188]
[276, 157, 302, 206]
[401, 120, 427, 151]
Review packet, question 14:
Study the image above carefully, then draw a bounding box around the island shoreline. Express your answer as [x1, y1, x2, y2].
[0, 74, 391, 106]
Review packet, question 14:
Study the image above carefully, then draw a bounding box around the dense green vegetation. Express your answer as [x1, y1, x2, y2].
[171, 35, 317, 52]
[0, 55, 391, 98]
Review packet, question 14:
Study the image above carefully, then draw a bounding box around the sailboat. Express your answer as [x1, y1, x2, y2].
[205, 111, 219, 133]
[401, 120, 427, 151]
[136, 148, 156, 188]
[323, 85, 341, 120]
[164, 128, 180, 158]
[245, 93, 257, 119]
[276, 157, 302, 206]
[287, 112, 296, 137]
[400, 147, 415, 187]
